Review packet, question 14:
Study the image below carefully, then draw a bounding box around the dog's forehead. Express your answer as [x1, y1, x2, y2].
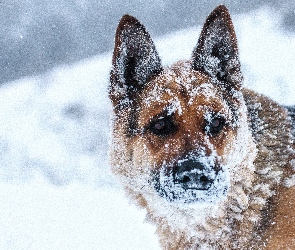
[140, 61, 225, 112]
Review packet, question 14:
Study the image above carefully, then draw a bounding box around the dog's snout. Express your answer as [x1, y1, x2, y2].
[174, 159, 214, 190]
[176, 159, 204, 173]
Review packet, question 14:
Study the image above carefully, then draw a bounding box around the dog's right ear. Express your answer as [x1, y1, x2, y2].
[109, 15, 162, 109]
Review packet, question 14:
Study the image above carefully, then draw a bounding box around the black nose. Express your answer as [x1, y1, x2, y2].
[173, 159, 214, 190]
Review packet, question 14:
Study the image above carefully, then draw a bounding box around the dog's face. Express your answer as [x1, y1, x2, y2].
[110, 6, 254, 205]
[133, 64, 242, 203]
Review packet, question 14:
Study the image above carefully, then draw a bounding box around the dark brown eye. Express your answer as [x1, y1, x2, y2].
[154, 120, 166, 130]
[211, 118, 221, 128]
[205, 115, 225, 136]
[149, 117, 176, 137]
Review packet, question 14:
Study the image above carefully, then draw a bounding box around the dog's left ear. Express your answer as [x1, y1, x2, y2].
[192, 5, 242, 90]
[110, 15, 162, 108]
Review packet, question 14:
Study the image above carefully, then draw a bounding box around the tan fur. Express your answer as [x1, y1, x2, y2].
[238, 89, 294, 249]
[109, 5, 295, 249]
[263, 187, 295, 249]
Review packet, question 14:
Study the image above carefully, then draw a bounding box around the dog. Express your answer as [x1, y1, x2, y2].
[109, 5, 295, 249]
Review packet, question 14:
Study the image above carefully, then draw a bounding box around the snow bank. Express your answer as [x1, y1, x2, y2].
[0, 54, 114, 186]
[0, 175, 160, 249]
[237, 8, 295, 106]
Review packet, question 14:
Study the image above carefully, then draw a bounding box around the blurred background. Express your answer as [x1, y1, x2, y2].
[1, 0, 295, 85]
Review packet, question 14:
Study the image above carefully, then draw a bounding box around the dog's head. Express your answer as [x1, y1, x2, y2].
[109, 6, 255, 205]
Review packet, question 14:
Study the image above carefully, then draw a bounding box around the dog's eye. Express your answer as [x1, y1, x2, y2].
[149, 117, 176, 137]
[205, 116, 225, 136]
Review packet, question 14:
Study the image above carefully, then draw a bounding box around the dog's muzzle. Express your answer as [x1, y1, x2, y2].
[174, 159, 214, 190]
[152, 157, 224, 203]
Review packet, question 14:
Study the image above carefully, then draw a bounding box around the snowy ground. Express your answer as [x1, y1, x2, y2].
[0, 7, 295, 250]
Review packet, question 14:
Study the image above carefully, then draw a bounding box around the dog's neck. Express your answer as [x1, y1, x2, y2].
[238, 88, 294, 248]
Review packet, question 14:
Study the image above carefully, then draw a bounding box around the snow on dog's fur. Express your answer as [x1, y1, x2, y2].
[109, 5, 295, 249]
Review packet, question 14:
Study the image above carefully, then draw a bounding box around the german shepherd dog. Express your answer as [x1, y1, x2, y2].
[109, 5, 295, 249]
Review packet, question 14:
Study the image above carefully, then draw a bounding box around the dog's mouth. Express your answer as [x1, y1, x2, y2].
[152, 157, 227, 203]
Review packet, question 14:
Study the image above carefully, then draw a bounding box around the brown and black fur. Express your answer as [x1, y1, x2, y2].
[109, 5, 295, 249]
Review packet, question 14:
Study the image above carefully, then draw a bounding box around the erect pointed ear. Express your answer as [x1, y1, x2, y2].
[109, 15, 162, 108]
[192, 5, 242, 90]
